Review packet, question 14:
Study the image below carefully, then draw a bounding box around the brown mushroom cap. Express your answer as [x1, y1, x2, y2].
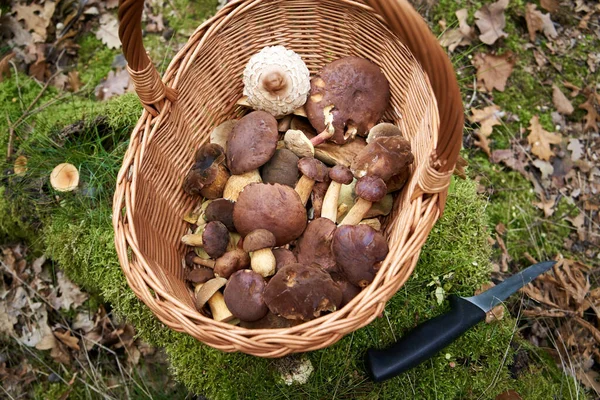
[186, 267, 215, 284]
[330, 272, 362, 307]
[243, 229, 276, 252]
[233, 183, 307, 246]
[183, 144, 228, 197]
[226, 111, 279, 175]
[224, 270, 268, 322]
[355, 175, 387, 203]
[386, 167, 410, 194]
[366, 123, 401, 144]
[332, 225, 389, 287]
[305, 57, 391, 144]
[273, 248, 297, 271]
[297, 157, 328, 182]
[263, 263, 342, 321]
[329, 165, 353, 184]
[239, 311, 302, 329]
[202, 221, 230, 259]
[204, 199, 236, 231]
[214, 249, 251, 279]
[294, 218, 337, 272]
[310, 177, 331, 219]
[351, 136, 414, 181]
[260, 148, 300, 188]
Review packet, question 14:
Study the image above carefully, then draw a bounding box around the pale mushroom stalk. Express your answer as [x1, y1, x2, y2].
[194, 278, 234, 323]
[340, 198, 374, 226]
[339, 176, 387, 226]
[243, 229, 277, 278]
[188, 255, 216, 269]
[182, 234, 203, 247]
[294, 158, 328, 206]
[321, 165, 353, 222]
[295, 175, 317, 206]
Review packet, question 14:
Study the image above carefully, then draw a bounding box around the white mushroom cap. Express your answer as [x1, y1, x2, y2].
[243, 46, 310, 117]
[50, 163, 79, 192]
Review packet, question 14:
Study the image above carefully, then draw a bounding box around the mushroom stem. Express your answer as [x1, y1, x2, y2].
[336, 203, 350, 222]
[223, 170, 262, 201]
[321, 181, 342, 222]
[310, 106, 335, 146]
[207, 292, 235, 322]
[294, 175, 316, 205]
[250, 248, 276, 278]
[190, 256, 216, 269]
[278, 115, 293, 132]
[340, 198, 373, 226]
[182, 234, 203, 247]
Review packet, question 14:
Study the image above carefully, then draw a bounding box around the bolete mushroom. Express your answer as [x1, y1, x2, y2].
[239, 311, 301, 329]
[194, 277, 234, 322]
[185, 251, 216, 269]
[295, 157, 328, 206]
[223, 170, 262, 202]
[224, 270, 268, 322]
[366, 122, 401, 144]
[273, 248, 297, 272]
[243, 229, 277, 278]
[183, 143, 230, 199]
[182, 221, 230, 259]
[321, 165, 353, 222]
[310, 176, 331, 219]
[283, 129, 315, 159]
[204, 198, 236, 231]
[226, 111, 279, 175]
[339, 175, 387, 226]
[263, 263, 342, 321]
[350, 136, 414, 182]
[330, 272, 362, 307]
[50, 163, 79, 192]
[186, 267, 215, 284]
[305, 57, 391, 145]
[233, 183, 307, 246]
[242, 45, 310, 117]
[332, 224, 389, 287]
[260, 148, 299, 188]
[294, 218, 337, 272]
[214, 249, 250, 279]
[210, 120, 238, 151]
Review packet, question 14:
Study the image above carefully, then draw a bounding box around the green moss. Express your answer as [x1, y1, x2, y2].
[165, 0, 220, 32]
[77, 35, 119, 89]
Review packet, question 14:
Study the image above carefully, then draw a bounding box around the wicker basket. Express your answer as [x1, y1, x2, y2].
[113, 0, 464, 358]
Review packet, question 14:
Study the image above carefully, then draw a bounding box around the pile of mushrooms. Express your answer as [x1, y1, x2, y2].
[181, 46, 414, 328]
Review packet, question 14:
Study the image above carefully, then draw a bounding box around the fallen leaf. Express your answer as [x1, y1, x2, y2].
[469, 105, 503, 155]
[567, 139, 584, 161]
[52, 73, 69, 91]
[50, 341, 71, 365]
[587, 53, 600, 73]
[107, 0, 119, 9]
[49, 272, 88, 311]
[566, 213, 586, 240]
[541, 0, 560, 13]
[533, 49, 547, 67]
[96, 14, 121, 49]
[473, 52, 515, 92]
[475, 0, 509, 45]
[0, 52, 15, 82]
[579, 93, 599, 133]
[534, 193, 557, 217]
[72, 312, 95, 333]
[0, 16, 33, 47]
[35, 333, 57, 351]
[552, 84, 574, 115]
[527, 115, 562, 160]
[54, 330, 80, 351]
[491, 148, 529, 178]
[563, 81, 581, 97]
[95, 69, 132, 100]
[11, 1, 56, 42]
[533, 159, 554, 181]
[68, 71, 81, 92]
[576, 369, 600, 394]
[525, 4, 558, 41]
[28, 56, 47, 81]
[439, 9, 475, 52]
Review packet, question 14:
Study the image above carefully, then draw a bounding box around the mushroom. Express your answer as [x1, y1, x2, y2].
[182, 221, 229, 259]
[272, 248, 297, 272]
[283, 129, 315, 159]
[239, 311, 301, 329]
[14, 156, 27, 176]
[294, 218, 337, 272]
[260, 148, 299, 188]
[210, 120, 238, 151]
[242, 45, 310, 117]
[194, 277, 234, 322]
[223, 170, 262, 202]
[233, 183, 307, 246]
[332, 224, 388, 287]
[183, 144, 230, 199]
[214, 249, 250, 279]
[277, 115, 293, 132]
[186, 266, 215, 284]
[185, 251, 216, 269]
[339, 175, 387, 226]
[366, 122, 401, 144]
[350, 136, 414, 182]
[224, 270, 268, 322]
[359, 218, 382, 231]
[305, 57, 391, 145]
[310, 176, 331, 219]
[204, 198, 236, 231]
[243, 229, 277, 278]
[295, 157, 328, 206]
[365, 194, 394, 219]
[226, 111, 279, 175]
[263, 263, 342, 321]
[50, 163, 79, 192]
[330, 272, 362, 307]
[321, 165, 353, 222]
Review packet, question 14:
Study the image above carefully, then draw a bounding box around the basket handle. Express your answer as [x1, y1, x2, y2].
[118, 0, 177, 116]
[363, 0, 464, 174]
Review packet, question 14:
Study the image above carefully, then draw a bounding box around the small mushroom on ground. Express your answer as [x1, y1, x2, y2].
[243, 229, 277, 278]
[260, 148, 299, 188]
[182, 221, 230, 259]
[185, 251, 216, 269]
[330, 272, 362, 307]
[210, 120, 238, 151]
[50, 163, 79, 192]
[222, 170, 262, 202]
[224, 270, 268, 322]
[263, 263, 342, 321]
[272, 248, 297, 272]
[194, 277, 234, 322]
[233, 183, 307, 246]
[339, 175, 387, 226]
[295, 157, 328, 206]
[283, 129, 314, 159]
[321, 165, 353, 222]
[294, 218, 337, 272]
[366, 122, 401, 144]
[305, 57, 391, 145]
[226, 111, 279, 175]
[310, 176, 331, 219]
[350, 136, 414, 182]
[214, 249, 250, 279]
[14, 156, 27, 176]
[332, 224, 389, 287]
[183, 143, 230, 199]
[204, 198, 236, 231]
[242, 45, 310, 117]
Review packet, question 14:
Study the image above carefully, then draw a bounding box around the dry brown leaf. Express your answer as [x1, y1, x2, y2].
[567, 138, 584, 161]
[28, 57, 47, 81]
[469, 105, 503, 155]
[50, 341, 71, 365]
[439, 9, 475, 52]
[35, 333, 57, 351]
[588, 53, 600, 73]
[532, 159, 554, 181]
[107, 0, 119, 9]
[540, 0, 560, 13]
[475, 0, 509, 45]
[68, 71, 81, 92]
[527, 115, 562, 160]
[525, 4, 558, 41]
[1, 16, 33, 47]
[576, 369, 600, 394]
[491, 148, 529, 178]
[534, 193, 556, 217]
[552, 84, 574, 115]
[579, 93, 599, 133]
[521, 282, 560, 308]
[563, 81, 581, 97]
[473, 52, 515, 92]
[49, 272, 88, 311]
[54, 330, 80, 351]
[52, 73, 69, 91]
[0, 52, 15, 82]
[96, 14, 121, 49]
[95, 69, 132, 100]
[11, 1, 56, 42]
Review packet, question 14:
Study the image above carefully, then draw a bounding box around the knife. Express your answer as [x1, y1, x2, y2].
[364, 261, 556, 382]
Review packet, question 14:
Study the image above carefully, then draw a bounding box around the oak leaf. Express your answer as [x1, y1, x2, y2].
[552, 84, 574, 115]
[579, 93, 599, 133]
[11, 1, 56, 42]
[525, 3, 558, 41]
[527, 115, 562, 160]
[469, 105, 503, 156]
[95, 69, 132, 100]
[541, 0, 560, 13]
[475, 0, 509, 45]
[439, 9, 475, 52]
[473, 52, 515, 92]
[96, 14, 121, 49]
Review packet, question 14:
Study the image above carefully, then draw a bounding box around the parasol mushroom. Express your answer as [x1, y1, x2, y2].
[50, 163, 79, 192]
[321, 165, 353, 222]
[183, 143, 230, 199]
[243, 229, 277, 278]
[339, 175, 387, 226]
[224, 270, 269, 322]
[294, 157, 328, 206]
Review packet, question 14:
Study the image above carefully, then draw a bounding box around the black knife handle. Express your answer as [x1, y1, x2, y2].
[365, 295, 487, 382]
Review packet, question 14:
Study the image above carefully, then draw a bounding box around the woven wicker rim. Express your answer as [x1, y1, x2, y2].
[113, 0, 464, 357]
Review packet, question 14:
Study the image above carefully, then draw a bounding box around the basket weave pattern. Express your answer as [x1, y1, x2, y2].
[113, 0, 463, 357]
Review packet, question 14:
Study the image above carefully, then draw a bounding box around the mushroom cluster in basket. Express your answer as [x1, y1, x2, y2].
[181, 46, 415, 328]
